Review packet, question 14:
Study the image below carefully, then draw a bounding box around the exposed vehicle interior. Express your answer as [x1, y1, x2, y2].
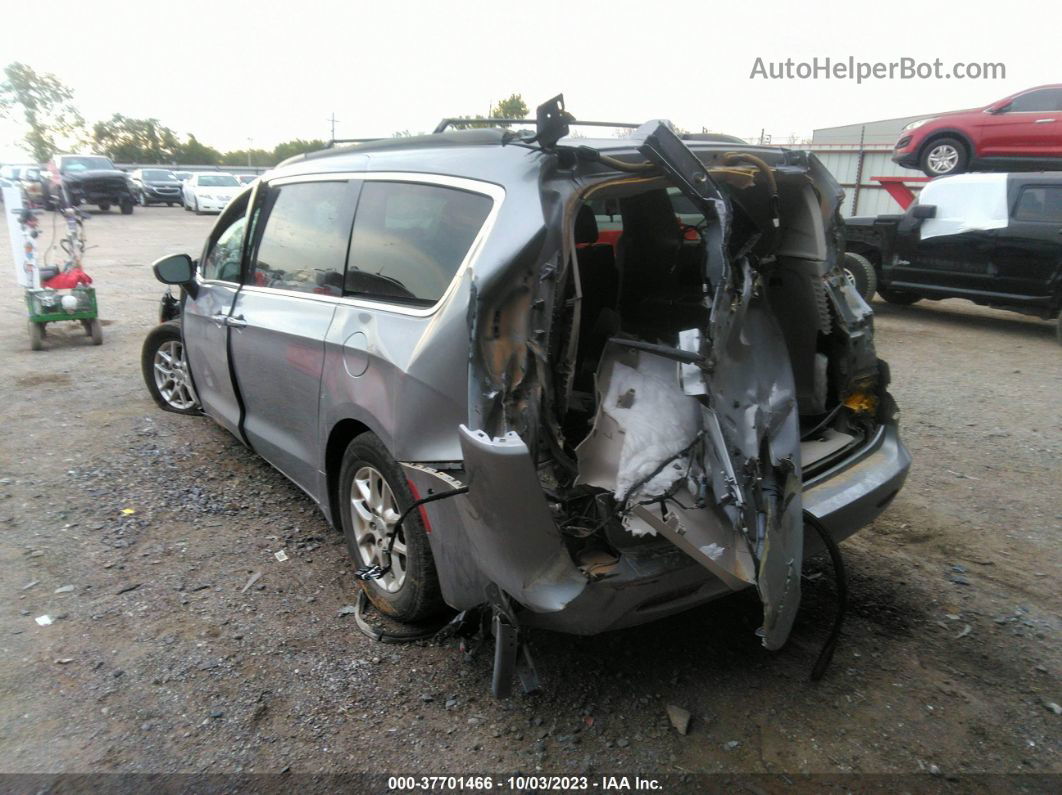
[498, 162, 887, 602]
[557, 178, 879, 483]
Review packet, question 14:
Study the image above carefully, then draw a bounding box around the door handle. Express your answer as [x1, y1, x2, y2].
[210, 312, 228, 328]
[225, 314, 248, 329]
[1034, 118, 1056, 124]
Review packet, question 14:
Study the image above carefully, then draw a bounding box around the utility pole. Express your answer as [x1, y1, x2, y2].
[247, 137, 253, 168]
[327, 112, 339, 141]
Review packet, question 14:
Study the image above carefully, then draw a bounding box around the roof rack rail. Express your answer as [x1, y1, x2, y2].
[432, 118, 642, 134]
[326, 138, 385, 148]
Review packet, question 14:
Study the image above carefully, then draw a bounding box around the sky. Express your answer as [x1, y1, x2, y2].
[1, 0, 1057, 161]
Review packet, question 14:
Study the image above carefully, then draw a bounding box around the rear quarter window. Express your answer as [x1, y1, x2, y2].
[345, 181, 492, 306]
[1012, 186, 1062, 222]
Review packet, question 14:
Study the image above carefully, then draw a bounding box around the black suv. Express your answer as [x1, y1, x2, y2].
[42, 154, 136, 214]
[130, 167, 183, 206]
[845, 172, 1062, 342]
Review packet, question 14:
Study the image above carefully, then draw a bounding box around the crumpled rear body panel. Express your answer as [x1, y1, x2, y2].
[429, 128, 905, 645]
[455, 426, 586, 613]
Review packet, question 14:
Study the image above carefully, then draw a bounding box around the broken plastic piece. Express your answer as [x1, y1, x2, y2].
[491, 613, 519, 698]
[240, 571, 262, 593]
[667, 704, 692, 735]
[35, 615, 52, 626]
[355, 564, 385, 581]
[273, 550, 288, 562]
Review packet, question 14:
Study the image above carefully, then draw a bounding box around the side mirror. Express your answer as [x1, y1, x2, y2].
[989, 101, 1011, 114]
[153, 253, 196, 295]
[912, 204, 937, 220]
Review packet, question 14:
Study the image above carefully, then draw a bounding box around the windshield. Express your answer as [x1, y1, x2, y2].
[61, 156, 114, 172]
[144, 169, 177, 181]
[199, 175, 239, 187]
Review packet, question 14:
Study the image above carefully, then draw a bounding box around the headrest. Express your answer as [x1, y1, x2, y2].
[574, 204, 599, 245]
[620, 189, 682, 248]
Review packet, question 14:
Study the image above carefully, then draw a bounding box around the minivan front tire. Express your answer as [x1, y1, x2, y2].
[141, 321, 201, 414]
[339, 432, 444, 622]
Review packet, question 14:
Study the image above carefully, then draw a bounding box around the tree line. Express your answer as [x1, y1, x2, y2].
[0, 62, 326, 166]
[1, 62, 529, 167]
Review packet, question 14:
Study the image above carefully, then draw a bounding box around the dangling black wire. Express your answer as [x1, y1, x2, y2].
[352, 485, 472, 644]
[803, 510, 848, 681]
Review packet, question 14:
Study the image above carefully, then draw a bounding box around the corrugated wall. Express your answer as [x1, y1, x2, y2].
[812, 144, 926, 217]
[810, 116, 930, 218]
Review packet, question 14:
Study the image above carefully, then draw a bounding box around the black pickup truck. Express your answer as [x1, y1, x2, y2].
[42, 153, 136, 214]
[845, 172, 1062, 342]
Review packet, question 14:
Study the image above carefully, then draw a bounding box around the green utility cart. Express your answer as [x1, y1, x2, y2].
[25, 286, 103, 350]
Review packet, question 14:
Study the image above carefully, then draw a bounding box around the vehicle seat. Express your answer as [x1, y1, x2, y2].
[615, 190, 685, 336]
[574, 204, 620, 388]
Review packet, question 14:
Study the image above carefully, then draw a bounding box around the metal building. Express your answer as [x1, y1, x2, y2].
[811, 113, 930, 217]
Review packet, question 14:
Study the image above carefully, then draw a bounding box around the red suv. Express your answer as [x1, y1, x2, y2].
[893, 85, 1062, 177]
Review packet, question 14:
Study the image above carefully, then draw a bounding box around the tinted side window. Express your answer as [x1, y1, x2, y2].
[1009, 89, 1062, 112]
[249, 181, 356, 295]
[346, 181, 492, 305]
[1013, 186, 1062, 222]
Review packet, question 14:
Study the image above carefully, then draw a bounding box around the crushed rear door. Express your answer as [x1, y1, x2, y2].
[578, 124, 805, 648]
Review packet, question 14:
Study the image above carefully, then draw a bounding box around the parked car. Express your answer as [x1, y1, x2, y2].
[0, 164, 45, 206]
[42, 154, 136, 213]
[236, 174, 258, 185]
[0, 164, 32, 182]
[181, 172, 241, 214]
[845, 171, 1062, 341]
[130, 168, 184, 206]
[142, 100, 910, 694]
[18, 165, 45, 206]
[893, 85, 1062, 177]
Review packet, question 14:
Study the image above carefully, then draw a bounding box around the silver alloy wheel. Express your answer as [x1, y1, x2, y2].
[350, 466, 407, 593]
[153, 339, 198, 410]
[926, 144, 960, 174]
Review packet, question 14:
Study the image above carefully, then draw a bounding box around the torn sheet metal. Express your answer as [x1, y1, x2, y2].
[697, 263, 805, 650]
[638, 123, 804, 650]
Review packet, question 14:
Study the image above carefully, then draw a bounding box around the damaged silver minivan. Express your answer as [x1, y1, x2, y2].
[146, 97, 910, 694]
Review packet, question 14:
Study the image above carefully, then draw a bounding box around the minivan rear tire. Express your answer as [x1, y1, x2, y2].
[338, 432, 444, 623]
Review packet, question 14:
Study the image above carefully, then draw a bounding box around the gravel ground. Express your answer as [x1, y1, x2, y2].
[0, 205, 1059, 783]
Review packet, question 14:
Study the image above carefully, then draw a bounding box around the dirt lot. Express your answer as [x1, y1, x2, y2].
[0, 206, 1059, 784]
